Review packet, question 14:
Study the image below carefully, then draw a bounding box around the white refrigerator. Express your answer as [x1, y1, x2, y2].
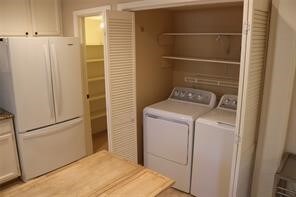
[0, 37, 86, 181]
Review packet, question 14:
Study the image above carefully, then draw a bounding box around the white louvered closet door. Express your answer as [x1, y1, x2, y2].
[104, 10, 138, 163]
[230, 0, 270, 196]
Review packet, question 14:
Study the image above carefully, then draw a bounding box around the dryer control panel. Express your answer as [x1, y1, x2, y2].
[218, 95, 238, 111]
[169, 87, 216, 108]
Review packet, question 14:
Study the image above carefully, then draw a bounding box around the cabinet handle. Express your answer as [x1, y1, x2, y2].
[35, 32, 38, 35]
[25, 32, 29, 36]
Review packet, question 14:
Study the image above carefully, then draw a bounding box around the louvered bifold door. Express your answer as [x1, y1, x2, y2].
[104, 11, 138, 163]
[230, 0, 270, 196]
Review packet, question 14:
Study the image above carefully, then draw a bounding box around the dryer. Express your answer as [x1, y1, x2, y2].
[191, 94, 238, 197]
[143, 87, 216, 192]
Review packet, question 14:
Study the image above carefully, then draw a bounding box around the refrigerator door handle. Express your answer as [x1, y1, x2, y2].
[22, 118, 83, 139]
[43, 45, 55, 121]
[50, 44, 62, 116]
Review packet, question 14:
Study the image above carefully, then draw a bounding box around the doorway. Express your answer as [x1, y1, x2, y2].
[83, 15, 108, 153]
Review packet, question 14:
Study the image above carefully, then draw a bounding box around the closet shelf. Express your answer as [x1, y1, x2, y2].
[88, 76, 105, 82]
[162, 32, 242, 36]
[90, 109, 106, 120]
[89, 94, 105, 101]
[86, 58, 104, 63]
[86, 44, 104, 46]
[162, 56, 240, 65]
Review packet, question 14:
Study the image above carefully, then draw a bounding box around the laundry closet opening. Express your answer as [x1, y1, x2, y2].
[83, 15, 108, 153]
[134, 2, 244, 161]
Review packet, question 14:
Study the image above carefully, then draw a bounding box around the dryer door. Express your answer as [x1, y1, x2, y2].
[144, 115, 189, 165]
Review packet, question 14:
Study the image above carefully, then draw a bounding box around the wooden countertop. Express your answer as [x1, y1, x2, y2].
[0, 150, 174, 197]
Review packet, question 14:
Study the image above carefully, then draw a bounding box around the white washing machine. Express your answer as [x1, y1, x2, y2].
[191, 94, 238, 197]
[143, 87, 216, 193]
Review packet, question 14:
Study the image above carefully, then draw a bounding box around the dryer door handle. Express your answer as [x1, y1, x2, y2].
[216, 121, 235, 127]
[145, 114, 189, 126]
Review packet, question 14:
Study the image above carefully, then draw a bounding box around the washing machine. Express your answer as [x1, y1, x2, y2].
[191, 94, 238, 197]
[143, 87, 217, 193]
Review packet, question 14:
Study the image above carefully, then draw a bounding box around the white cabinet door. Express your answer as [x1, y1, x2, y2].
[9, 38, 55, 132]
[0, 0, 31, 36]
[0, 133, 20, 184]
[30, 0, 62, 36]
[49, 37, 83, 123]
[104, 11, 138, 163]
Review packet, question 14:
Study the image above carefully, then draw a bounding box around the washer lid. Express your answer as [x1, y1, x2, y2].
[197, 108, 237, 127]
[144, 99, 214, 120]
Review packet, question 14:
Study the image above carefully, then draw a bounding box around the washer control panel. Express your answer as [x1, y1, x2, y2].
[218, 95, 238, 111]
[169, 87, 216, 107]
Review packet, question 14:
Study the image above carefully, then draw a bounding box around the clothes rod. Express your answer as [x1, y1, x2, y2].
[163, 56, 240, 65]
[162, 33, 242, 36]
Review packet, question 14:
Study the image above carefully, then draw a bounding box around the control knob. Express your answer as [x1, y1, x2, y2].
[180, 91, 186, 97]
[188, 92, 193, 99]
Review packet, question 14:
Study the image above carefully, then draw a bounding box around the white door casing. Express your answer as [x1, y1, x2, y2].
[104, 10, 138, 163]
[72, 5, 111, 155]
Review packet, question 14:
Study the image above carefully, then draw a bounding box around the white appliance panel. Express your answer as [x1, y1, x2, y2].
[144, 153, 190, 192]
[17, 118, 86, 181]
[145, 116, 189, 165]
[8, 38, 55, 132]
[49, 37, 83, 123]
[191, 121, 235, 197]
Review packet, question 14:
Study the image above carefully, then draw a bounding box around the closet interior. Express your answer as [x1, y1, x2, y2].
[135, 2, 244, 158]
[84, 16, 108, 152]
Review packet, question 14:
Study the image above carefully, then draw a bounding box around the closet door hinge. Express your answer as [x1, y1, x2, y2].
[243, 23, 250, 35]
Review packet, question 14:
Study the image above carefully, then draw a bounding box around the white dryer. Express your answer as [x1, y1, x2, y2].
[143, 87, 216, 193]
[191, 94, 238, 197]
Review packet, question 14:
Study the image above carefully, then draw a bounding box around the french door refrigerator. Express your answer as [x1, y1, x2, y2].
[0, 37, 86, 181]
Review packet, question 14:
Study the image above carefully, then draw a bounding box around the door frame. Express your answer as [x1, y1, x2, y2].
[117, 0, 243, 11]
[73, 5, 111, 155]
[73, 6, 111, 40]
[117, 1, 247, 196]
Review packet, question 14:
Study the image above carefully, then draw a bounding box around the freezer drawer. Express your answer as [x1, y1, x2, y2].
[144, 116, 189, 165]
[17, 118, 86, 181]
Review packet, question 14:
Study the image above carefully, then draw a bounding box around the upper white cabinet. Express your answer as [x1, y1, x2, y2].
[0, 0, 31, 36]
[0, 0, 62, 36]
[30, 0, 62, 36]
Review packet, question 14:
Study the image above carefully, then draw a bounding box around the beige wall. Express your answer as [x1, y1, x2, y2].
[252, 0, 296, 196]
[285, 80, 296, 154]
[135, 10, 174, 163]
[84, 17, 104, 45]
[171, 4, 243, 97]
[62, 0, 140, 36]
